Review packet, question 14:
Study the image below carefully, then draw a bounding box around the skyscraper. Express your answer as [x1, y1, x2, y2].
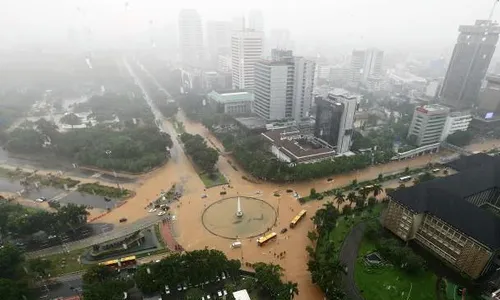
[231, 30, 264, 90]
[248, 10, 264, 31]
[440, 20, 500, 109]
[314, 91, 357, 154]
[349, 48, 384, 90]
[178, 9, 204, 67]
[253, 50, 315, 121]
[206, 21, 232, 63]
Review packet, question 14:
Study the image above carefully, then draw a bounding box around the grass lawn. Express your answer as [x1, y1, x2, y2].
[154, 223, 165, 248]
[444, 280, 484, 300]
[355, 238, 437, 300]
[199, 171, 228, 188]
[324, 204, 384, 254]
[36, 248, 89, 276]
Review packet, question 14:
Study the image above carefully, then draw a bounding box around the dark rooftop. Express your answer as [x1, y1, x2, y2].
[445, 153, 497, 172]
[390, 156, 500, 249]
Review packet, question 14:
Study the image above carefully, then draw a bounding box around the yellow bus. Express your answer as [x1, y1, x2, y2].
[290, 209, 307, 228]
[257, 232, 277, 246]
[99, 256, 137, 269]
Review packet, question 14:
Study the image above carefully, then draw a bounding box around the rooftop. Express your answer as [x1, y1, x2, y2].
[389, 154, 500, 249]
[207, 90, 253, 104]
[233, 289, 251, 300]
[415, 104, 450, 114]
[234, 116, 268, 131]
[445, 153, 496, 172]
[262, 129, 335, 163]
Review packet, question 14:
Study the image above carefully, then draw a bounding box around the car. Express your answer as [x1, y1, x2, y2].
[182, 283, 187, 290]
[217, 291, 222, 297]
[280, 228, 288, 234]
[221, 272, 226, 280]
[119, 218, 127, 223]
[201, 194, 207, 199]
[177, 285, 182, 292]
[223, 290, 228, 296]
[148, 208, 157, 213]
[35, 197, 47, 202]
[158, 211, 166, 216]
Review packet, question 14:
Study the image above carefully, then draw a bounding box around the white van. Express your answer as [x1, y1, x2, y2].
[231, 241, 242, 248]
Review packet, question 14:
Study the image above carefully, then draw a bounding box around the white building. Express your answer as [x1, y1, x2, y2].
[178, 9, 204, 67]
[217, 54, 232, 72]
[233, 289, 251, 300]
[231, 30, 264, 90]
[440, 111, 472, 141]
[254, 60, 290, 120]
[349, 48, 384, 89]
[408, 104, 450, 146]
[350, 50, 365, 83]
[362, 48, 384, 82]
[206, 91, 253, 115]
[206, 21, 232, 61]
[253, 50, 315, 121]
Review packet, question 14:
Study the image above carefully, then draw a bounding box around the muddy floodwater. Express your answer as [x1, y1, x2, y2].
[202, 196, 277, 239]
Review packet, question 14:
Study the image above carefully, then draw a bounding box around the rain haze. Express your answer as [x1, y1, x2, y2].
[3, 0, 500, 300]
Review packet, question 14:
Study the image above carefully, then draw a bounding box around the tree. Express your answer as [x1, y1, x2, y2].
[0, 244, 24, 280]
[60, 113, 82, 128]
[186, 288, 205, 300]
[347, 192, 357, 207]
[0, 278, 28, 300]
[82, 265, 115, 285]
[334, 190, 345, 210]
[307, 231, 318, 242]
[447, 130, 473, 146]
[372, 184, 383, 197]
[413, 172, 436, 185]
[310, 188, 318, 199]
[377, 173, 383, 181]
[367, 196, 377, 207]
[35, 118, 59, 140]
[28, 258, 52, 278]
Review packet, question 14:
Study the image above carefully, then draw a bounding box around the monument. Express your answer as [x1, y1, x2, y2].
[236, 196, 243, 218]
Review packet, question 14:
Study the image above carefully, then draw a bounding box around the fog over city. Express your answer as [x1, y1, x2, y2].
[3, 0, 500, 300]
[1, 0, 499, 53]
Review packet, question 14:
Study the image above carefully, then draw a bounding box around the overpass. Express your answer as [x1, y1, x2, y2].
[26, 215, 165, 258]
[440, 141, 475, 156]
[391, 143, 441, 160]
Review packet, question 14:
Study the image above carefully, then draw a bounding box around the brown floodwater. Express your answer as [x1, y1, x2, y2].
[202, 196, 277, 239]
[93, 113, 500, 300]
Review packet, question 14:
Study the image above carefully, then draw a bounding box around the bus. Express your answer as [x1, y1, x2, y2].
[290, 209, 307, 228]
[99, 256, 137, 270]
[399, 176, 412, 182]
[257, 232, 277, 246]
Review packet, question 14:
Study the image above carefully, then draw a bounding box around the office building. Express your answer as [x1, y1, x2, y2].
[217, 54, 232, 73]
[314, 90, 357, 153]
[253, 59, 292, 120]
[349, 48, 384, 87]
[253, 50, 315, 121]
[350, 50, 365, 83]
[408, 104, 450, 146]
[206, 21, 232, 62]
[440, 20, 500, 109]
[178, 9, 204, 67]
[231, 30, 264, 90]
[383, 154, 500, 279]
[248, 10, 264, 31]
[440, 111, 472, 141]
[206, 90, 253, 115]
[478, 75, 500, 115]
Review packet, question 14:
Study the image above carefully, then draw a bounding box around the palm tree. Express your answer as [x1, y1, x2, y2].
[286, 281, 299, 299]
[359, 188, 370, 200]
[372, 184, 383, 197]
[347, 192, 357, 207]
[334, 190, 345, 210]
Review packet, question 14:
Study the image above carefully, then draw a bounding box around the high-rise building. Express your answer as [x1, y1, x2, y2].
[314, 91, 357, 153]
[206, 21, 232, 62]
[253, 50, 315, 121]
[178, 9, 204, 67]
[349, 48, 384, 89]
[231, 30, 264, 90]
[478, 75, 500, 115]
[408, 104, 450, 146]
[248, 10, 264, 31]
[350, 50, 365, 83]
[253, 59, 292, 120]
[440, 20, 500, 109]
[440, 111, 472, 141]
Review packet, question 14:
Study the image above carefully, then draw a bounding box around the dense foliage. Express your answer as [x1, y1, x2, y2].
[364, 220, 427, 274]
[253, 263, 299, 300]
[82, 265, 134, 300]
[0, 202, 89, 238]
[180, 133, 219, 173]
[5, 124, 172, 173]
[134, 249, 241, 294]
[307, 202, 346, 299]
[0, 245, 30, 300]
[446, 130, 473, 147]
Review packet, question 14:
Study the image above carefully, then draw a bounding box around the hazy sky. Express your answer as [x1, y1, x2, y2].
[1, 0, 499, 51]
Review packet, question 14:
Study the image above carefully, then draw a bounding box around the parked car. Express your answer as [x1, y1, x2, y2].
[280, 228, 288, 234]
[119, 218, 127, 223]
[158, 211, 166, 216]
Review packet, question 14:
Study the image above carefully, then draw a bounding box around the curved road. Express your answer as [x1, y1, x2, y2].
[339, 223, 366, 300]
